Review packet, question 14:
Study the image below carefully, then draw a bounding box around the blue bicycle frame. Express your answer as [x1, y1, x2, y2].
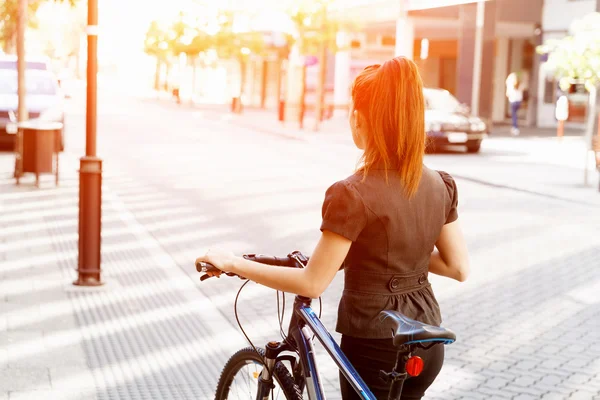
[287, 296, 377, 400]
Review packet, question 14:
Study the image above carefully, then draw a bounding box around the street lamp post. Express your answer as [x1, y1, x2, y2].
[74, 0, 103, 286]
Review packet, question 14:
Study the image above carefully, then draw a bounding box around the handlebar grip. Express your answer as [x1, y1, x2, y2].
[196, 261, 245, 281]
[196, 260, 219, 273]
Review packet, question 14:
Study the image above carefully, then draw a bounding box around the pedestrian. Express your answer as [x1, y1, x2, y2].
[506, 72, 523, 135]
[172, 87, 181, 104]
[197, 56, 470, 400]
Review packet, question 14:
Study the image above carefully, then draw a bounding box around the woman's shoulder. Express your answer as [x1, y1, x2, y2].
[422, 167, 457, 195]
[426, 168, 458, 214]
[421, 165, 448, 181]
[325, 173, 364, 197]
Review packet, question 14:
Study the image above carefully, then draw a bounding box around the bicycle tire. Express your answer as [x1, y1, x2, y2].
[215, 347, 303, 400]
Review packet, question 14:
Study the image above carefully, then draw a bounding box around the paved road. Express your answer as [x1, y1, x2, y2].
[1, 84, 599, 400]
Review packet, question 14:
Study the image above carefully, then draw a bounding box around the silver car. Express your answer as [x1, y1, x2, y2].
[0, 68, 65, 151]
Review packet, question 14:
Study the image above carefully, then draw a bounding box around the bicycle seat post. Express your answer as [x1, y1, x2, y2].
[379, 345, 411, 400]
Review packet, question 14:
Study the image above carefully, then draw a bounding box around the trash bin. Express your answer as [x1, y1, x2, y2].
[14, 120, 63, 187]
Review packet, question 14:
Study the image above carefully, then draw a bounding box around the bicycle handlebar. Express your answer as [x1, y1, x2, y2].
[196, 251, 309, 282]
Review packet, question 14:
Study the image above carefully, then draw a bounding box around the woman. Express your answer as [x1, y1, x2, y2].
[506, 72, 523, 135]
[197, 57, 470, 400]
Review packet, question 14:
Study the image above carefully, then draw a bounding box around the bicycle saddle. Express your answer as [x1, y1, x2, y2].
[379, 311, 456, 347]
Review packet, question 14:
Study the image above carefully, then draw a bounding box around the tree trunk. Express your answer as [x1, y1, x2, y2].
[297, 28, 306, 128]
[154, 57, 161, 91]
[313, 42, 327, 131]
[260, 59, 268, 109]
[17, 0, 27, 122]
[240, 57, 247, 97]
[164, 62, 171, 91]
[14, 0, 27, 179]
[300, 65, 306, 129]
[191, 56, 197, 104]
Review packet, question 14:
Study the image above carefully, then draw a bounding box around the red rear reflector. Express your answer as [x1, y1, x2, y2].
[406, 356, 424, 377]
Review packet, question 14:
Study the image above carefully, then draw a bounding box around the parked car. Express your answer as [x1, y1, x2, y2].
[0, 67, 65, 151]
[424, 88, 488, 153]
[0, 54, 50, 71]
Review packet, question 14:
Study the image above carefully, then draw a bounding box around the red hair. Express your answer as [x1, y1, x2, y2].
[351, 57, 425, 197]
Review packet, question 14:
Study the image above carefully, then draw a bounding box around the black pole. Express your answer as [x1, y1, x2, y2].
[75, 0, 103, 286]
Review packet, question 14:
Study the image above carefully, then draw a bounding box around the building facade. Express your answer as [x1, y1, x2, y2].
[331, 0, 544, 127]
[242, 0, 600, 129]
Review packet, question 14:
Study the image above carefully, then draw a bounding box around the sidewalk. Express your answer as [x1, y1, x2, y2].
[0, 153, 242, 399]
[490, 123, 582, 138]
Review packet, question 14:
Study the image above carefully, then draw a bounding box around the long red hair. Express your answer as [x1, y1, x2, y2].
[351, 57, 425, 197]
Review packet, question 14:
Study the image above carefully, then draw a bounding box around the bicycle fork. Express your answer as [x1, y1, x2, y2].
[257, 340, 299, 400]
[256, 341, 281, 400]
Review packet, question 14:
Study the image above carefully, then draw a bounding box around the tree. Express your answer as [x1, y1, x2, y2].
[537, 12, 600, 183]
[537, 12, 600, 91]
[213, 10, 267, 108]
[287, 0, 339, 130]
[1, 0, 40, 53]
[0, 0, 76, 53]
[144, 13, 214, 94]
[33, 1, 86, 76]
[168, 12, 213, 97]
[144, 20, 171, 91]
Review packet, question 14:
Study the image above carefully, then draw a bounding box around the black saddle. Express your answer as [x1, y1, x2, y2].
[379, 311, 456, 347]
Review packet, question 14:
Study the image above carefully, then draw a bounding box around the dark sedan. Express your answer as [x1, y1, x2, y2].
[424, 88, 488, 153]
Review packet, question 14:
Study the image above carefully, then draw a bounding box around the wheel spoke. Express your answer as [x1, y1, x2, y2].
[217, 349, 298, 400]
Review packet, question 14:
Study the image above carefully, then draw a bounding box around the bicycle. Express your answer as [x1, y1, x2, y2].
[196, 251, 456, 400]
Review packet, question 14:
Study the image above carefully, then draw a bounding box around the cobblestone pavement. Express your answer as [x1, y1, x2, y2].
[1, 86, 599, 399]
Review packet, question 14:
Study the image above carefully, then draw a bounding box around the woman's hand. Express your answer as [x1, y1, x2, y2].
[196, 248, 238, 278]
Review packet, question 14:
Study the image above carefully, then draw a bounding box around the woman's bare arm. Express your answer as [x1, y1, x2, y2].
[197, 230, 351, 298]
[429, 220, 470, 282]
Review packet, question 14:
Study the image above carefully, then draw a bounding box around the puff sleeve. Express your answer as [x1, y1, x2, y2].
[320, 181, 367, 241]
[438, 171, 459, 224]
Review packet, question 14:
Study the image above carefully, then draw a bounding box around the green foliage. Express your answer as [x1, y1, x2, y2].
[143, 20, 171, 60]
[537, 12, 600, 90]
[167, 12, 212, 57]
[213, 10, 267, 61]
[0, 0, 77, 52]
[144, 9, 270, 63]
[287, 0, 339, 55]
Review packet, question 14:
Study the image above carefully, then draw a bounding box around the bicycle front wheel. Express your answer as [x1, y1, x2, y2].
[215, 347, 302, 400]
